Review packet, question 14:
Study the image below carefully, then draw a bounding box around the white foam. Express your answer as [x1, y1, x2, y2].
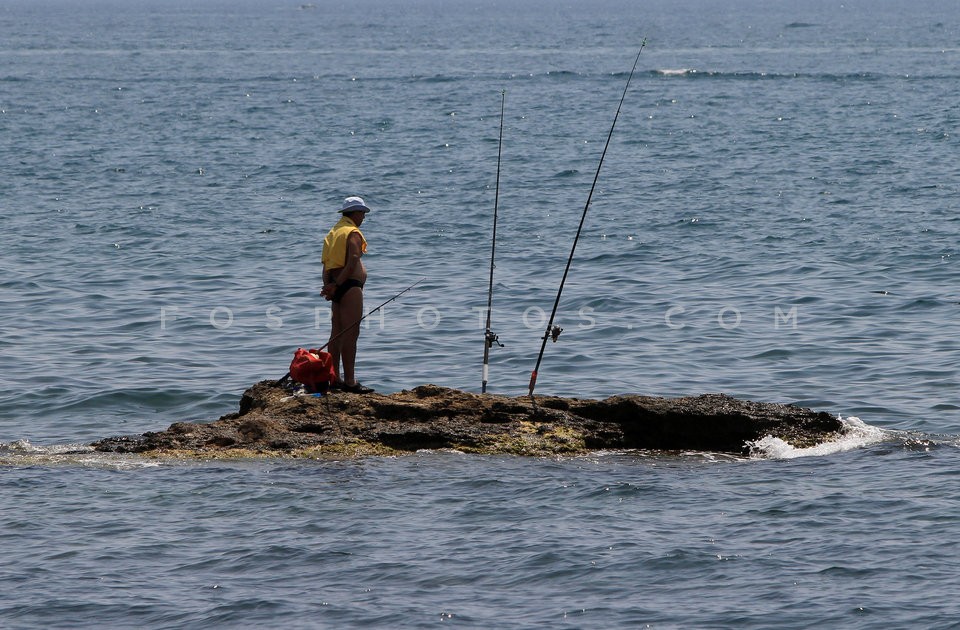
[748, 415, 888, 459]
[75, 455, 163, 470]
[0, 440, 162, 469]
[1, 440, 96, 455]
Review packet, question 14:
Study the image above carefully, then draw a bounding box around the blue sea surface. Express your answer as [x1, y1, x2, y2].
[2, 0, 960, 627]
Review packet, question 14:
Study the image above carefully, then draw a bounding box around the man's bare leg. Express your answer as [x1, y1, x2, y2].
[328, 303, 343, 382]
[338, 287, 363, 385]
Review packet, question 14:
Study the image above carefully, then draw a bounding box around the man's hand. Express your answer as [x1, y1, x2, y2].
[321, 282, 336, 301]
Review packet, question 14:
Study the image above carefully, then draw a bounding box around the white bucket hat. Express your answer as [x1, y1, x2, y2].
[340, 196, 370, 213]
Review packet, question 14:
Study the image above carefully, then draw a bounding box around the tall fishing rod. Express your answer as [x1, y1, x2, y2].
[276, 277, 425, 385]
[527, 41, 646, 401]
[482, 90, 506, 394]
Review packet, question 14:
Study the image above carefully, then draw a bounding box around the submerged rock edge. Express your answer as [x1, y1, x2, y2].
[90, 381, 846, 458]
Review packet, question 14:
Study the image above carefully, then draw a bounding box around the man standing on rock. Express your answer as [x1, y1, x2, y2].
[321, 196, 374, 394]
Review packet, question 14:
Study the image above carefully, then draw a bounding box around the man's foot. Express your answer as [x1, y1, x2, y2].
[340, 381, 374, 394]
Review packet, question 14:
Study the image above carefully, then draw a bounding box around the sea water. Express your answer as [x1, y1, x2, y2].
[2, 0, 959, 626]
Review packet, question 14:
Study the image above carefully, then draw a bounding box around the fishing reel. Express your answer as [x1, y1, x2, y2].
[546, 325, 563, 343]
[485, 329, 504, 348]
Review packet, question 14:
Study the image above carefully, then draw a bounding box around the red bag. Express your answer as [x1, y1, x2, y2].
[289, 348, 336, 394]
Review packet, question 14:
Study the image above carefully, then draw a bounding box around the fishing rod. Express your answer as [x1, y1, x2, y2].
[527, 41, 647, 401]
[482, 90, 506, 394]
[276, 277, 426, 385]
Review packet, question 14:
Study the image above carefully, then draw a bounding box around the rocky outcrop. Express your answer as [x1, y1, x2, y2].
[91, 381, 845, 458]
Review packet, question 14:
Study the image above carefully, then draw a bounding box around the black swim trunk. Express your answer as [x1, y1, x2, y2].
[326, 272, 364, 303]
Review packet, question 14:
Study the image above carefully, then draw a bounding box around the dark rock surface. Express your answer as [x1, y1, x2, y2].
[91, 381, 845, 458]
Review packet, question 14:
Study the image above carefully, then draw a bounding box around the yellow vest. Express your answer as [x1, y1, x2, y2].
[322, 215, 367, 268]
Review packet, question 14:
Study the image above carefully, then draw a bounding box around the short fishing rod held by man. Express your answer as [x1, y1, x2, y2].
[276, 277, 426, 385]
[527, 41, 646, 401]
[482, 90, 506, 394]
